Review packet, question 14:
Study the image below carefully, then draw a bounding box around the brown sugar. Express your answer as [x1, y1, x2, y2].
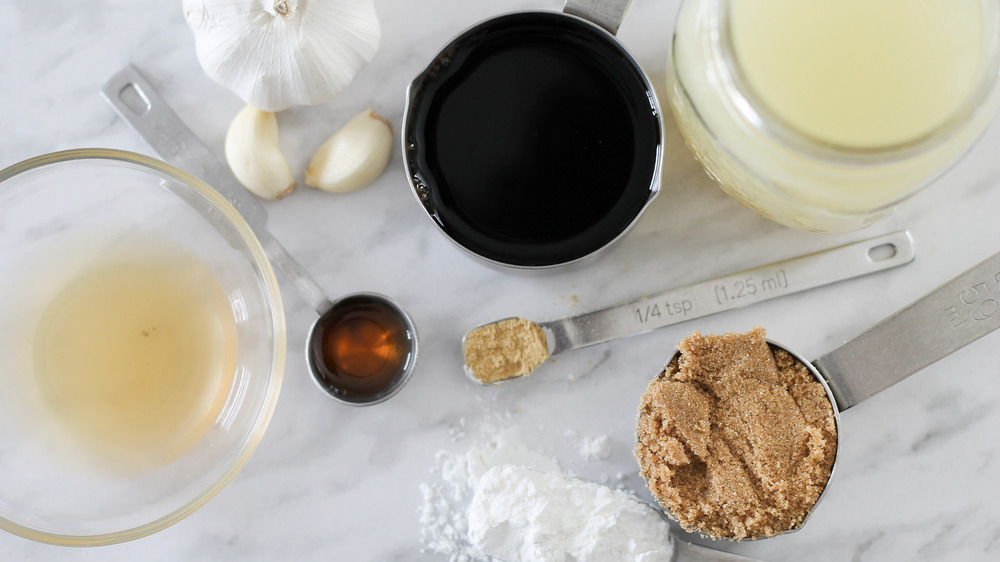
[463, 318, 549, 384]
[634, 328, 837, 540]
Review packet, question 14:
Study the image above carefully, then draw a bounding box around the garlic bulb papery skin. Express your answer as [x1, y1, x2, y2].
[225, 105, 297, 199]
[306, 109, 393, 193]
[184, 0, 381, 112]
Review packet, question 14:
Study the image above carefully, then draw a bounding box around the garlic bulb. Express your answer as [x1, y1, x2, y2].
[225, 105, 296, 199]
[305, 109, 393, 193]
[184, 0, 381, 112]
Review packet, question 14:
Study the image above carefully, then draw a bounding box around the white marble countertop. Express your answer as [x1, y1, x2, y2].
[3, 1, 1000, 560]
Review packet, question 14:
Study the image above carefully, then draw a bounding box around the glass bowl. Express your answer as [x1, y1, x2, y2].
[0, 149, 286, 545]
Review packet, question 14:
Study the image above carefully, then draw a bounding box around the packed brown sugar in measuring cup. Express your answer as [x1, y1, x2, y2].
[463, 318, 549, 384]
[634, 328, 837, 540]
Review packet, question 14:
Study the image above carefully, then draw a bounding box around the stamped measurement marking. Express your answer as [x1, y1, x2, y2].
[713, 269, 789, 305]
[635, 299, 694, 324]
[945, 271, 1000, 327]
[153, 121, 184, 157]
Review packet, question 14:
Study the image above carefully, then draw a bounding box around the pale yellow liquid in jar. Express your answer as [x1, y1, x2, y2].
[729, 0, 985, 148]
[33, 245, 237, 470]
[668, 0, 999, 231]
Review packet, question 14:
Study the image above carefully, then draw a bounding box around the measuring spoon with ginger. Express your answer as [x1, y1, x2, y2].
[462, 231, 914, 385]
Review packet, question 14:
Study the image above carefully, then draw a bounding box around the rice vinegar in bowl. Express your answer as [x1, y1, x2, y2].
[0, 149, 285, 545]
[32, 237, 239, 471]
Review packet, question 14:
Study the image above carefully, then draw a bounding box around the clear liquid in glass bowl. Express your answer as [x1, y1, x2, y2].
[0, 149, 286, 545]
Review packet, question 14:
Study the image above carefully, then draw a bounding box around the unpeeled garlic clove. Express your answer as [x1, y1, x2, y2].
[305, 109, 392, 193]
[225, 105, 297, 200]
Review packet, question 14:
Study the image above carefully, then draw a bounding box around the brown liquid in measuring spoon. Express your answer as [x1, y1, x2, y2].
[311, 296, 414, 400]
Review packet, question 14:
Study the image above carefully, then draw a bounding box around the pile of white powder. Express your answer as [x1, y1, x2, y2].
[418, 425, 674, 562]
[469, 465, 674, 561]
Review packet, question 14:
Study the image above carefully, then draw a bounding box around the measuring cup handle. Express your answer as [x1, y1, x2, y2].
[563, 0, 633, 35]
[813, 249, 1000, 410]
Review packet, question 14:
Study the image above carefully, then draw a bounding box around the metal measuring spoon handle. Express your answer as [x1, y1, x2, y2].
[542, 231, 914, 356]
[464, 231, 914, 384]
[100, 64, 333, 316]
[813, 247, 1000, 410]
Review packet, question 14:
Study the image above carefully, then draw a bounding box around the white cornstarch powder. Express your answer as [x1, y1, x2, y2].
[468, 465, 674, 562]
[419, 426, 560, 561]
[418, 424, 674, 562]
[580, 434, 612, 461]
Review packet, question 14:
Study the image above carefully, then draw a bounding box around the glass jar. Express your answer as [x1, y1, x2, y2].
[668, 0, 1000, 232]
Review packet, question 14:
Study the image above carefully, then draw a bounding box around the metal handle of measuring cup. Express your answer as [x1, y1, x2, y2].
[813, 249, 1000, 410]
[563, 0, 633, 35]
[101, 64, 333, 316]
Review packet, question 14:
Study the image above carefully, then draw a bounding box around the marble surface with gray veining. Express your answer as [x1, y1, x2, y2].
[2, 1, 999, 560]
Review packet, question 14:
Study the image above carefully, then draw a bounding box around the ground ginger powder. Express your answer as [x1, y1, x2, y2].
[634, 328, 837, 540]
[463, 318, 549, 384]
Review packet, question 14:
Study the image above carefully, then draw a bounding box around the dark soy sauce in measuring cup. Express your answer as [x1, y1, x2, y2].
[307, 294, 416, 404]
[405, 12, 662, 268]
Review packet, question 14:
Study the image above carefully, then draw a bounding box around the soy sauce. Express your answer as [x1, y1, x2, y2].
[308, 295, 415, 403]
[406, 12, 661, 267]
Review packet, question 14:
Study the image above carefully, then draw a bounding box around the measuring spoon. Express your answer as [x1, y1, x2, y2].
[650, 244, 1000, 539]
[462, 230, 914, 384]
[101, 65, 418, 406]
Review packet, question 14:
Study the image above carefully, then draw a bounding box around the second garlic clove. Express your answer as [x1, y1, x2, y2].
[225, 105, 297, 200]
[305, 109, 393, 193]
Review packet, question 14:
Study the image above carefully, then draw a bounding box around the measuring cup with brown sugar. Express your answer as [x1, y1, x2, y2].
[636, 247, 1000, 540]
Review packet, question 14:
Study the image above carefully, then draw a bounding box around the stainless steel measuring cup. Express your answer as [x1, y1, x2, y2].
[648, 244, 1000, 538]
[102, 65, 419, 406]
[402, 0, 663, 270]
